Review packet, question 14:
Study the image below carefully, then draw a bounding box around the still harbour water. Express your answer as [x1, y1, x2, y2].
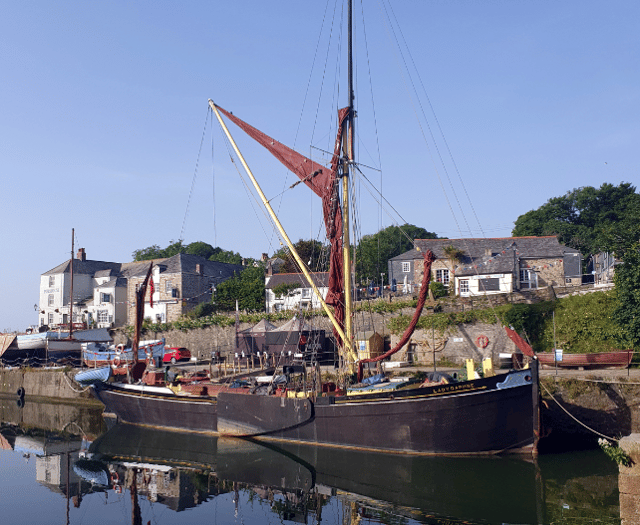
[0, 396, 623, 525]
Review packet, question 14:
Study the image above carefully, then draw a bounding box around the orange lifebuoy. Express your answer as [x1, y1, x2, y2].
[475, 335, 489, 348]
[110, 472, 119, 483]
[114, 484, 122, 494]
[112, 356, 121, 368]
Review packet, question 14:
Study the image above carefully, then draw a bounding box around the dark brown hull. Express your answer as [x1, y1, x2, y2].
[91, 366, 539, 455]
[537, 350, 633, 369]
[217, 367, 539, 455]
[91, 383, 218, 433]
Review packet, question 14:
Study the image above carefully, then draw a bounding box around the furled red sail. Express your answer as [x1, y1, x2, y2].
[504, 327, 536, 358]
[214, 105, 349, 342]
[357, 250, 434, 381]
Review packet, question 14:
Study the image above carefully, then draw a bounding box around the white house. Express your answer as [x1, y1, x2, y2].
[265, 272, 329, 313]
[39, 249, 244, 329]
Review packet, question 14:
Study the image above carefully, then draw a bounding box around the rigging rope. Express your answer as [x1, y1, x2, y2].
[539, 380, 617, 442]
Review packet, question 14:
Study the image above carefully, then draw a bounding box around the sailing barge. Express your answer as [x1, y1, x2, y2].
[83, 0, 541, 455]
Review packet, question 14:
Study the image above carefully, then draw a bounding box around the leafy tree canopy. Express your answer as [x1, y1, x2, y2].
[272, 239, 330, 274]
[214, 264, 265, 312]
[612, 241, 640, 347]
[133, 240, 246, 265]
[356, 224, 438, 284]
[512, 182, 640, 257]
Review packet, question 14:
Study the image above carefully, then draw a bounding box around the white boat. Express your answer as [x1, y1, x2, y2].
[82, 339, 165, 368]
[45, 328, 113, 354]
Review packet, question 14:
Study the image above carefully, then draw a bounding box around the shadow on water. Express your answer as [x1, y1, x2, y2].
[0, 399, 622, 525]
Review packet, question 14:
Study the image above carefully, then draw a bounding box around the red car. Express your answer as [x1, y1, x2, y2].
[163, 347, 191, 364]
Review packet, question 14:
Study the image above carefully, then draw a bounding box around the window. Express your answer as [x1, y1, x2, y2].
[459, 280, 469, 294]
[101, 293, 111, 304]
[402, 262, 410, 273]
[165, 280, 173, 293]
[97, 310, 109, 323]
[436, 269, 450, 286]
[479, 278, 500, 292]
[48, 313, 54, 325]
[520, 269, 537, 289]
[48, 275, 55, 287]
[301, 288, 311, 299]
[48, 294, 54, 306]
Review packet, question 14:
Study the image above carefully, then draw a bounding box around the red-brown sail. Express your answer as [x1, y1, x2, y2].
[214, 104, 349, 342]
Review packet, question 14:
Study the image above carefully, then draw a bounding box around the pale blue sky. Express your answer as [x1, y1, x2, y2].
[1, 0, 638, 331]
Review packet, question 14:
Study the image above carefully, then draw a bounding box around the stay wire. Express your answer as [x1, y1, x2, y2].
[180, 108, 211, 243]
[384, 0, 486, 239]
[212, 108, 283, 258]
[376, 0, 463, 238]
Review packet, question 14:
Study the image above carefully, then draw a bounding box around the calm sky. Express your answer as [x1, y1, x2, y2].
[1, 0, 638, 332]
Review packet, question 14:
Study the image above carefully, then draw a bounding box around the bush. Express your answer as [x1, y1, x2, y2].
[429, 281, 448, 299]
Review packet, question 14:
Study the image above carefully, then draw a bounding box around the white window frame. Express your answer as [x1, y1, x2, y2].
[101, 292, 111, 304]
[48, 294, 54, 306]
[97, 309, 109, 324]
[48, 275, 55, 287]
[519, 269, 537, 289]
[436, 269, 450, 286]
[459, 279, 469, 294]
[402, 262, 410, 273]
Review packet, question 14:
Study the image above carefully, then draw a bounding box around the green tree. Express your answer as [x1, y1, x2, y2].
[355, 224, 438, 284]
[132, 245, 164, 261]
[209, 247, 244, 265]
[185, 241, 216, 259]
[132, 240, 186, 261]
[132, 240, 247, 264]
[273, 239, 330, 273]
[512, 182, 640, 257]
[214, 265, 265, 312]
[612, 241, 640, 347]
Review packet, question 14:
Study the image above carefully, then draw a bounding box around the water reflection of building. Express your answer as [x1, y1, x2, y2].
[105, 460, 324, 522]
[116, 464, 225, 512]
[13, 434, 93, 507]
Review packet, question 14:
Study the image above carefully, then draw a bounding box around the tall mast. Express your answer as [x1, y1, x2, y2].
[341, 0, 355, 358]
[69, 228, 74, 337]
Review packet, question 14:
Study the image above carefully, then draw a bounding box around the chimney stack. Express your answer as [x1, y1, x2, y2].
[77, 248, 86, 262]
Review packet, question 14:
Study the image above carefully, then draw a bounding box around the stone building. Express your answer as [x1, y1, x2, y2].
[39, 250, 243, 329]
[388, 236, 582, 297]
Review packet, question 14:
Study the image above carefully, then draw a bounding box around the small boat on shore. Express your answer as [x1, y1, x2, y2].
[536, 349, 633, 369]
[81, 339, 165, 368]
[75, 366, 112, 385]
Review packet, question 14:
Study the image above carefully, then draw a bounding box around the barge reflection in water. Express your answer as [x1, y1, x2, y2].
[0, 413, 623, 524]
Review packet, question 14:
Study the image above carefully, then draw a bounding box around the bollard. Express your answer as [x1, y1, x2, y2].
[618, 433, 640, 524]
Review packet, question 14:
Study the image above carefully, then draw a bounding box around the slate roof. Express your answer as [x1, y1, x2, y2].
[43, 259, 123, 276]
[95, 277, 128, 289]
[265, 272, 330, 289]
[454, 247, 518, 277]
[44, 253, 245, 282]
[391, 236, 579, 262]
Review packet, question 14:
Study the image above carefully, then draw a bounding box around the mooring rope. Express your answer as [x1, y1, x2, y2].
[539, 380, 617, 442]
[63, 371, 92, 393]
